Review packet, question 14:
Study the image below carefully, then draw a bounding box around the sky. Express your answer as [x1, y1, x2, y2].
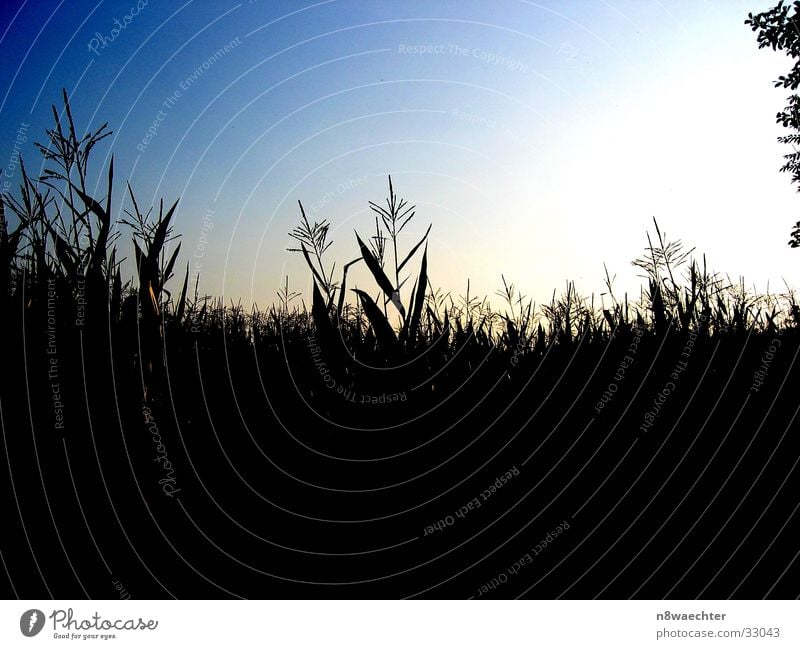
[0, 0, 797, 311]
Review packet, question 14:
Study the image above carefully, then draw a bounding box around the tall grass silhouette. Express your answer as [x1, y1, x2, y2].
[1, 93, 799, 599]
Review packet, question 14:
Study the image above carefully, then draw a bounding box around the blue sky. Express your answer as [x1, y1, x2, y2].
[0, 0, 796, 309]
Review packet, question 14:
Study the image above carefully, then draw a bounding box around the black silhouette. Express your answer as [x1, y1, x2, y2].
[1, 90, 799, 600]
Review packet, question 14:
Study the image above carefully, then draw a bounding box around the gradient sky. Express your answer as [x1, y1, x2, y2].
[0, 0, 796, 310]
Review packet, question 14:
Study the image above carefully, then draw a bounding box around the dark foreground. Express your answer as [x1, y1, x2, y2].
[2, 304, 799, 599]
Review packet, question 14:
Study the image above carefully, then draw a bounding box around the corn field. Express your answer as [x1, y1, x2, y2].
[1, 95, 799, 599]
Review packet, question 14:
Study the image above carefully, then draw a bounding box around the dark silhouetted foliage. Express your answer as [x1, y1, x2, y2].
[747, 0, 800, 246]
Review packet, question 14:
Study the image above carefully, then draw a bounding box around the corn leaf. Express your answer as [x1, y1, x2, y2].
[409, 246, 427, 341]
[148, 199, 179, 266]
[69, 181, 109, 227]
[312, 278, 336, 345]
[111, 268, 122, 324]
[397, 223, 431, 273]
[133, 240, 147, 277]
[355, 232, 405, 317]
[337, 257, 361, 317]
[301, 243, 327, 293]
[53, 232, 78, 277]
[353, 288, 398, 354]
[400, 278, 418, 343]
[176, 262, 189, 323]
[147, 282, 160, 317]
[163, 242, 182, 286]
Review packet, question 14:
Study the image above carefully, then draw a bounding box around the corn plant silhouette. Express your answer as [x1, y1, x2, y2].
[1, 90, 185, 402]
[2, 93, 800, 599]
[289, 176, 431, 358]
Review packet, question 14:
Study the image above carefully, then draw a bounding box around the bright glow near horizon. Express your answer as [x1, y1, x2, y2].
[0, 0, 796, 310]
